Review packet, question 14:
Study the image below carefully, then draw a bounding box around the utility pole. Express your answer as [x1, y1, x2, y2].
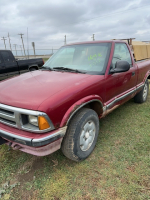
[31, 42, 36, 57]
[20, 45, 23, 56]
[1, 37, 7, 49]
[13, 44, 17, 56]
[64, 35, 66, 45]
[91, 34, 95, 41]
[8, 33, 12, 51]
[18, 33, 26, 56]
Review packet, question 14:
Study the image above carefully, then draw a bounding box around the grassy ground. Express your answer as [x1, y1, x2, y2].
[0, 93, 150, 199]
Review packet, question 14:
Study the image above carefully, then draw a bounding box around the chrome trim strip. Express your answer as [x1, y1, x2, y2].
[0, 113, 15, 122]
[136, 83, 144, 90]
[106, 84, 144, 110]
[0, 104, 54, 133]
[0, 126, 67, 147]
[107, 89, 135, 109]
[0, 104, 43, 115]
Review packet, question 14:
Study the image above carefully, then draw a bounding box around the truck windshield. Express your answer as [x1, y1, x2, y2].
[44, 43, 111, 74]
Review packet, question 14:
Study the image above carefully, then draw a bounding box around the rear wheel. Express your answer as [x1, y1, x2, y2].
[134, 79, 149, 103]
[61, 108, 99, 162]
[30, 67, 37, 71]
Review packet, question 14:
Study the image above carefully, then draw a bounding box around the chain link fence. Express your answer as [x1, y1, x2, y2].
[12, 48, 59, 58]
[0, 48, 59, 59]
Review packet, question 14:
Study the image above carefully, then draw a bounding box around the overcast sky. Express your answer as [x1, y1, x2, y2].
[0, 0, 150, 55]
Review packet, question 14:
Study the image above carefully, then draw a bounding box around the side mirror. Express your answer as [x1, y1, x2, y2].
[110, 60, 130, 74]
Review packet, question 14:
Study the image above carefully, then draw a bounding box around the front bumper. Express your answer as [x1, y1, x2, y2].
[0, 126, 67, 147]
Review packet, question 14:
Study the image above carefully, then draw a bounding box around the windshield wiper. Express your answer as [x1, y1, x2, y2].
[41, 66, 52, 71]
[53, 67, 85, 74]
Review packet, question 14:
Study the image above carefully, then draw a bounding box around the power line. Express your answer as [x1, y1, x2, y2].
[1, 3, 149, 48]
[57, 4, 150, 28]
[81, 4, 150, 24]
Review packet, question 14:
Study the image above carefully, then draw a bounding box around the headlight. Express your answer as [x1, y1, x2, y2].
[28, 115, 50, 130]
[21, 114, 52, 132]
[28, 115, 38, 127]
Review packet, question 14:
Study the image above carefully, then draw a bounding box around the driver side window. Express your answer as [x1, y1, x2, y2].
[111, 43, 132, 69]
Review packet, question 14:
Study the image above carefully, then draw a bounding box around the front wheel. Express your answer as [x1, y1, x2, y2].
[134, 79, 149, 103]
[61, 108, 99, 162]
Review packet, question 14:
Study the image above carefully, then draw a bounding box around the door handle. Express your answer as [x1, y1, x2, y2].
[132, 72, 135, 76]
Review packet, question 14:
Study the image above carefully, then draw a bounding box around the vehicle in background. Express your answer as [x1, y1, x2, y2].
[0, 50, 44, 81]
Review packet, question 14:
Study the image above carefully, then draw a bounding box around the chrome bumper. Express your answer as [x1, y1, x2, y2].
[0, 126, 67, 147]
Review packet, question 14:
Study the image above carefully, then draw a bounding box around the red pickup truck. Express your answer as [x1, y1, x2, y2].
[0, 40, 150, 162]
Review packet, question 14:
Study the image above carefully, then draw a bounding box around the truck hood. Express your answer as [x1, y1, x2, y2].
[0, 70, 91, 110]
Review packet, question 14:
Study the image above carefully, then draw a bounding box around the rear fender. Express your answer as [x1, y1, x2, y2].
[60, 95, 103, 127]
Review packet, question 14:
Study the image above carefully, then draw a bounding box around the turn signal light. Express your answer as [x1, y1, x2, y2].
[38, 116, 50, 130]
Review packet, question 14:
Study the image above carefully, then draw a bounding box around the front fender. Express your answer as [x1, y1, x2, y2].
[60, 95, 103, 127]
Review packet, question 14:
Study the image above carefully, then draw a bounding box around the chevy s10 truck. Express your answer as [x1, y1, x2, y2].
[0, 50, 44, 81]
[0, 40, 150, 162]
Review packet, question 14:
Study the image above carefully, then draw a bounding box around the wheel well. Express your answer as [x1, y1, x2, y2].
[147, 75, 150, 80]
[82, 101, 103, 116]
[29, 66, 38, 70]
[65, 100, 104, 127]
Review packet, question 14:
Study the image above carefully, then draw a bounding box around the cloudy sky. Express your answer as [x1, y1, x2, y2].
[0, 0, 150, 55]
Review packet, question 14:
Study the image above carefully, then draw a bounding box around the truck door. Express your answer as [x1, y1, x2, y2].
[0, 53, 8, 81]
[112, 43, 137, 104]
[1, 51, 19, 79]
[105, 43, 137, 110]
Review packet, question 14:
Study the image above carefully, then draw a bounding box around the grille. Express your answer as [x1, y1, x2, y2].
[0, 105, 17, 127]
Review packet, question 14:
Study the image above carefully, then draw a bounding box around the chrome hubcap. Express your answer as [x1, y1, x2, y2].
[80, 120, 96, 151]
[143, 84, 148, 100]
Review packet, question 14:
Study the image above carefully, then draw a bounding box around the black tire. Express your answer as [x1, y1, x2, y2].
[61, 108, 99, 162]
[134, 79, 149, 103]
[30, 67, 37, 71]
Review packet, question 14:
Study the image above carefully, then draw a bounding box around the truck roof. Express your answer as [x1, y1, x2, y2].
[63, 40, 127, 47]
[0, 50, 11, 52]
